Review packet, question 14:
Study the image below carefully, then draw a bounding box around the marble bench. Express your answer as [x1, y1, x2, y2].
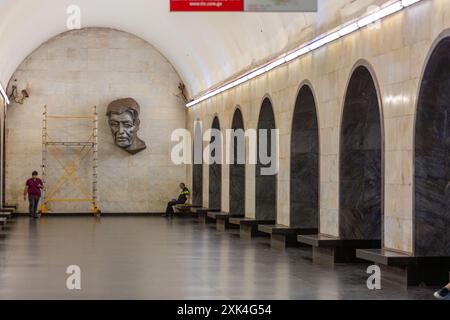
[0, 208, 16, 218]
[356, 248, 450, 287]
[229, 218, 276, 239]
[207, 212, 244, 231]
[191, 207, 221, 224]
[258, 224, 318, 250]
[3, 204, 17, 211]
[297, 234, 380, 266]
[174, 205, 202, 217]
[0, 212, 12, 219]
[1, 206, 17, 219]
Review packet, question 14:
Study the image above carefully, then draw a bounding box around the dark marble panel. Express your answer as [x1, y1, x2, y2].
[256, 99, 277, 220]
[255, 174, 277, 220]
[290, 86, 319, 228]
[192, 121, 203, 206]
[230, 164, 245, 216]
[229, 109, 245, 216]
[192, 164, 203, 206]
[415, 37, 450, 256]
[339, 66, 382, 240]
[209, 162, 222, 210]
[209, 117, 222, 210]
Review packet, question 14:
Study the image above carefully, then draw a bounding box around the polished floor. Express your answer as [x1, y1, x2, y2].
[0, 216, 437, 300]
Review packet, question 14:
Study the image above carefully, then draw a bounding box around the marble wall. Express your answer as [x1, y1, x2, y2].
[339, 66, 382, 240]
[229, 109, 245, 216]
[6, 28, 186, 213]
[0, 97, 4, 207]
[208, 117, 222, 210]
[187, 0, 450, 255]
[415, 37, 450, 256]
[256, 98, 277, 221]
[290, 85, 319, 228]
[192, 120, 203, 207]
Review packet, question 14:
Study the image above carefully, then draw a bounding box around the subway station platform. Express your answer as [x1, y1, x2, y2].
[0, 216, 435, 300]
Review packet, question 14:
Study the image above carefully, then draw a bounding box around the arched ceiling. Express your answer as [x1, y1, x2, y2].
[0, 0, 382, 98]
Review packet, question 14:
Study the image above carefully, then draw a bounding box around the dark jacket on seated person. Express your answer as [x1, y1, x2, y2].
[164, 187, 191, 216]
[177, 187, 190, 204]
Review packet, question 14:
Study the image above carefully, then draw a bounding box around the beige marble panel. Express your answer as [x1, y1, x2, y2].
[384, 216, 413, 254]
[6, 28, 186, 213]
[222, 164, 230, 213]
[384, 183, 413, 221]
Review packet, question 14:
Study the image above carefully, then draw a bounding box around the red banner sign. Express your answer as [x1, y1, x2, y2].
[170, 0, 244, 12]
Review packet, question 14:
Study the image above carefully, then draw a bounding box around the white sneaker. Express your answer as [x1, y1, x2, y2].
[434, 287, 449, 300]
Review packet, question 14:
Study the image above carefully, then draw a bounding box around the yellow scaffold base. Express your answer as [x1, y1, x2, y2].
[39, 203, 49, 214]
[39, 201, 101, 217]
[92, 205, 101, 217]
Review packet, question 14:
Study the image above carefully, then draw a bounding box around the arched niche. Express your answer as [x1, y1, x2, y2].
[192, 120, 203, 206]
[229, 109, 246, 216]
[340, 66, 382, 240]
[4, 28, 187, 213]
[290, 85, 319, 228]
[415, 37, 450, 256]
[256, 98, 277, 221]
[208, 116, 222, 210]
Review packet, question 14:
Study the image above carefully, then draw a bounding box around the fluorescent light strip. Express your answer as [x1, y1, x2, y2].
[187, 0, 425, 108]
[339, 22, 359, 37]
[285, 46, 311, 62]
[265, 58, 286, 72]
[308, 31, 341, 51]
[0, 83, 9, 105]
[402, 0, 421, 6]
[358, 1, 403, 28]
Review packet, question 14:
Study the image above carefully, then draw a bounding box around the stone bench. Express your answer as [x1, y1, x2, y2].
[229, 218, 276, 239]
[1, 206, 17, 219]
[207, 212, 244, 231]
[192, 208, 220, 224]
[258, 224, 318, 250]
[356, 248, 450, 287]
[0, 212, 12, 220]
[190, 207, 206, 213]
[297, 234, 380, 266]
[3, 204, 17, 211]
[174, 204, 202, 217]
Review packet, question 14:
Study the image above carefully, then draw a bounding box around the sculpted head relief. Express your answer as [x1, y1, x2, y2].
[106, 98, 147, 155]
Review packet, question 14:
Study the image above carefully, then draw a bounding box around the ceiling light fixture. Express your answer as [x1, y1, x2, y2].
[186, 0, 426, 108]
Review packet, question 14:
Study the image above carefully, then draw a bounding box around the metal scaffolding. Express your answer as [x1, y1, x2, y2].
[41, 105, 100, 216]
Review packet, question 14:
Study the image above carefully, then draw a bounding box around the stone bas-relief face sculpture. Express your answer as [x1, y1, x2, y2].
[107, 98, 147, 155]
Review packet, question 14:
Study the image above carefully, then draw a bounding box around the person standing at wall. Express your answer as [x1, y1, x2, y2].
[24, 171, 43, 218]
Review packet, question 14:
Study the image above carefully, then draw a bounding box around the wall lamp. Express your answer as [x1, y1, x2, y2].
[186, 0, 425, 108]
[7, 79, 29, 104]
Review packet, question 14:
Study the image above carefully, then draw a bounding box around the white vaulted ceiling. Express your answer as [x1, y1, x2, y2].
[0, 0, 383, 98]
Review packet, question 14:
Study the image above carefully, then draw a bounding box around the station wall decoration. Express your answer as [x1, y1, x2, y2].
[170, 0, 318, 12]
[106, 98, 147, 155]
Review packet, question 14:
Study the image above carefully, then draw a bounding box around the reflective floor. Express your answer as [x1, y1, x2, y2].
[0, 216, 436, 300]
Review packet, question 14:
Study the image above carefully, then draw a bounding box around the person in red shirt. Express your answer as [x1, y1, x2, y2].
[24, 171, 44, 218]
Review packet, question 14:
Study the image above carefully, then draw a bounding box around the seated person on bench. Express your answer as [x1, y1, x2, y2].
[162, 183, 190, 218]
